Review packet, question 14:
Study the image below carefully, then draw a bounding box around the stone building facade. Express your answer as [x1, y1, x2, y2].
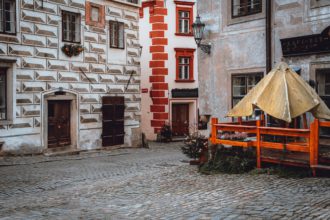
[140, 0, 198, 140]
[197, 0, 330, 128]
[0, 0, 141, 154]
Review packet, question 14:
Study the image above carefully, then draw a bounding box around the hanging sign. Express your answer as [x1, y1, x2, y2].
[281, 26, 330, 57]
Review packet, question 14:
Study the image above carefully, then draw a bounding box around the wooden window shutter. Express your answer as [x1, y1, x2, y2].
[109, 21, 113, 47]
[118, 22, 125, 49]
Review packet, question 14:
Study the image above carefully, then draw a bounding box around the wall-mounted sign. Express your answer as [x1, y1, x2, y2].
[141, 88, 148, 93]
[172, 88, 198, 98]
[281, 26, 330, 57]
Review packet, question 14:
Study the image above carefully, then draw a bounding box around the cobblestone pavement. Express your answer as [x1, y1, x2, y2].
[0, 142, 329, 220]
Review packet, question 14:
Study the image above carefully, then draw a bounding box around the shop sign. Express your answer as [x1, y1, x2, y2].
[281, 26, 330, 57]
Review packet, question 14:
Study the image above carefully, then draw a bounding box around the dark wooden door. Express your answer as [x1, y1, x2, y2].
[102, 96, 125, 146]
[172, 104, 189, 136]
[48, 100, 71, 148]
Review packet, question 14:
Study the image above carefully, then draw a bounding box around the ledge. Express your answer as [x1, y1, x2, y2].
[175, 33, 194, 37]
[175, 79, 195, 83]
[111, 0, 141, 8]
[0, 120, 13, 126]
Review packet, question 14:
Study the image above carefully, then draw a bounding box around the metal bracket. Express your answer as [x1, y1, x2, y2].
[199, 43, 211, 54]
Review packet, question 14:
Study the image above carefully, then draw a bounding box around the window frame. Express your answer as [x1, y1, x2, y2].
[0, 60, 15, 125]
[175, 48, 195, 82]
[178, 57, 190, 80]
[109, 20, 125, 50]
[310, 0, 330, 9]
[0, 0, 16, 35]
[85, 1, 105, 28]
[174, 1, 194, 36]
[231, 73, 263, 107]
[231, 0, 262, 18]
[61, 10, 81, 44]
[0, 68, 7, 121]
[126, 0, 139, 4]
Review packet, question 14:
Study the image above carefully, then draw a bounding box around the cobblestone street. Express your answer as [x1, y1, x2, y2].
[0, 142, 329, 220]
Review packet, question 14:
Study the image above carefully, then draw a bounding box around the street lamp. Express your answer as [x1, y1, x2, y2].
[192, 15, 211, 54]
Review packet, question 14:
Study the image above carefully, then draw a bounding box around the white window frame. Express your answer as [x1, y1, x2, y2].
[0, 59, 16, 125]
[0, 0, 16, 35]
[62, 10, 81, 43]
[109, 21, 125, 49]
[179, 57, 190, 80]
[179, 11, 190, 34]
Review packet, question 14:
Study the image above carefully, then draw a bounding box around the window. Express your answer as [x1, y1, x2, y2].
[178, 10, 190, 34]
[85, 2, 105, 28]
[0, 68, 6, 120]
[0, 0, 16, 34]
[310, 0, 330, 9]
[175, 48, 195, 82]
[232, 0, 262, 18]
[232, 73, 263, 107]
[316, 69, 330, 108]
[175, 1, 194, 36]
[179, 57, 190, 80]
[109, 21, 125, 49]
[62, 11, 81, 43]
[91, 6, 99, 22]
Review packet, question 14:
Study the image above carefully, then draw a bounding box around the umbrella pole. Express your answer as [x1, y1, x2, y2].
[238, 117, 242, 125]
[303, 113, 308, 129]
[261, 112, 265, 126]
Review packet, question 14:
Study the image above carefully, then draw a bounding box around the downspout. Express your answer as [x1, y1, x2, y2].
[265, 0, 272, 73]
[265, 0, 272, 127]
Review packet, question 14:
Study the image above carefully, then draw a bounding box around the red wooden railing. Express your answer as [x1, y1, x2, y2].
[210, 117, 330, 176]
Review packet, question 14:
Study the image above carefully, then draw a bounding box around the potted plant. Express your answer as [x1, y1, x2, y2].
[181, 132, 208, 165]
[61, 44, 84, 57]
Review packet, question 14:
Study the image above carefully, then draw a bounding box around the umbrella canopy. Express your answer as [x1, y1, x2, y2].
[227, 62, 330, 122]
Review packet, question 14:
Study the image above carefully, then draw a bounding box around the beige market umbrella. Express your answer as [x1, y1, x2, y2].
[227, 62, 330, 123]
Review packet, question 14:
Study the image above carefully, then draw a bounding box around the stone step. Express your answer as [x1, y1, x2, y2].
[43, 148, 81, 157]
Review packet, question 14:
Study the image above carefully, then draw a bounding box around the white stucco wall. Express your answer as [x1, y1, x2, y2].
[140, 0, 198, 140]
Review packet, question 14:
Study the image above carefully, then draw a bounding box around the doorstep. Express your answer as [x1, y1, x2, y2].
[43, 147, 82, 157]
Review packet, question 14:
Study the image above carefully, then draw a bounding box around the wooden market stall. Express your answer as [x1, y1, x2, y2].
[210, 63, 330, 176]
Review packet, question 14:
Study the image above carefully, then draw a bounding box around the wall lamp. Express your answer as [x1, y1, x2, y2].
[192, 15, 211, 54]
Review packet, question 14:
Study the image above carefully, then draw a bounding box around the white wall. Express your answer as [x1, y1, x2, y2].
[140, 0, 199, 140]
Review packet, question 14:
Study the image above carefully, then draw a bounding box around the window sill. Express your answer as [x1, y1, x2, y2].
[175, 33, 194, 37]
[112, 0, 141, 7]
[110, 47, 125, 50]
[86, 21, 105, 28]
[0, 120, 13, 126]
[175, 79, 195, 83]
[0, 32, 16, 36]
[62, 41, 82, 44]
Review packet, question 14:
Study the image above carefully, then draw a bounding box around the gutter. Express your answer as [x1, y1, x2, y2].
[266, 0, 272, 73]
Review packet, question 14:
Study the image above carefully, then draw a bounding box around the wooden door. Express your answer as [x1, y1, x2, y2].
[102, 96, 125, 146]
[48, 100, 71, 148]
[172, 104, 189, 136]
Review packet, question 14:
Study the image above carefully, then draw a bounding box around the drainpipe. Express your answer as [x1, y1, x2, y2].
[265, 0, 272, 73]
